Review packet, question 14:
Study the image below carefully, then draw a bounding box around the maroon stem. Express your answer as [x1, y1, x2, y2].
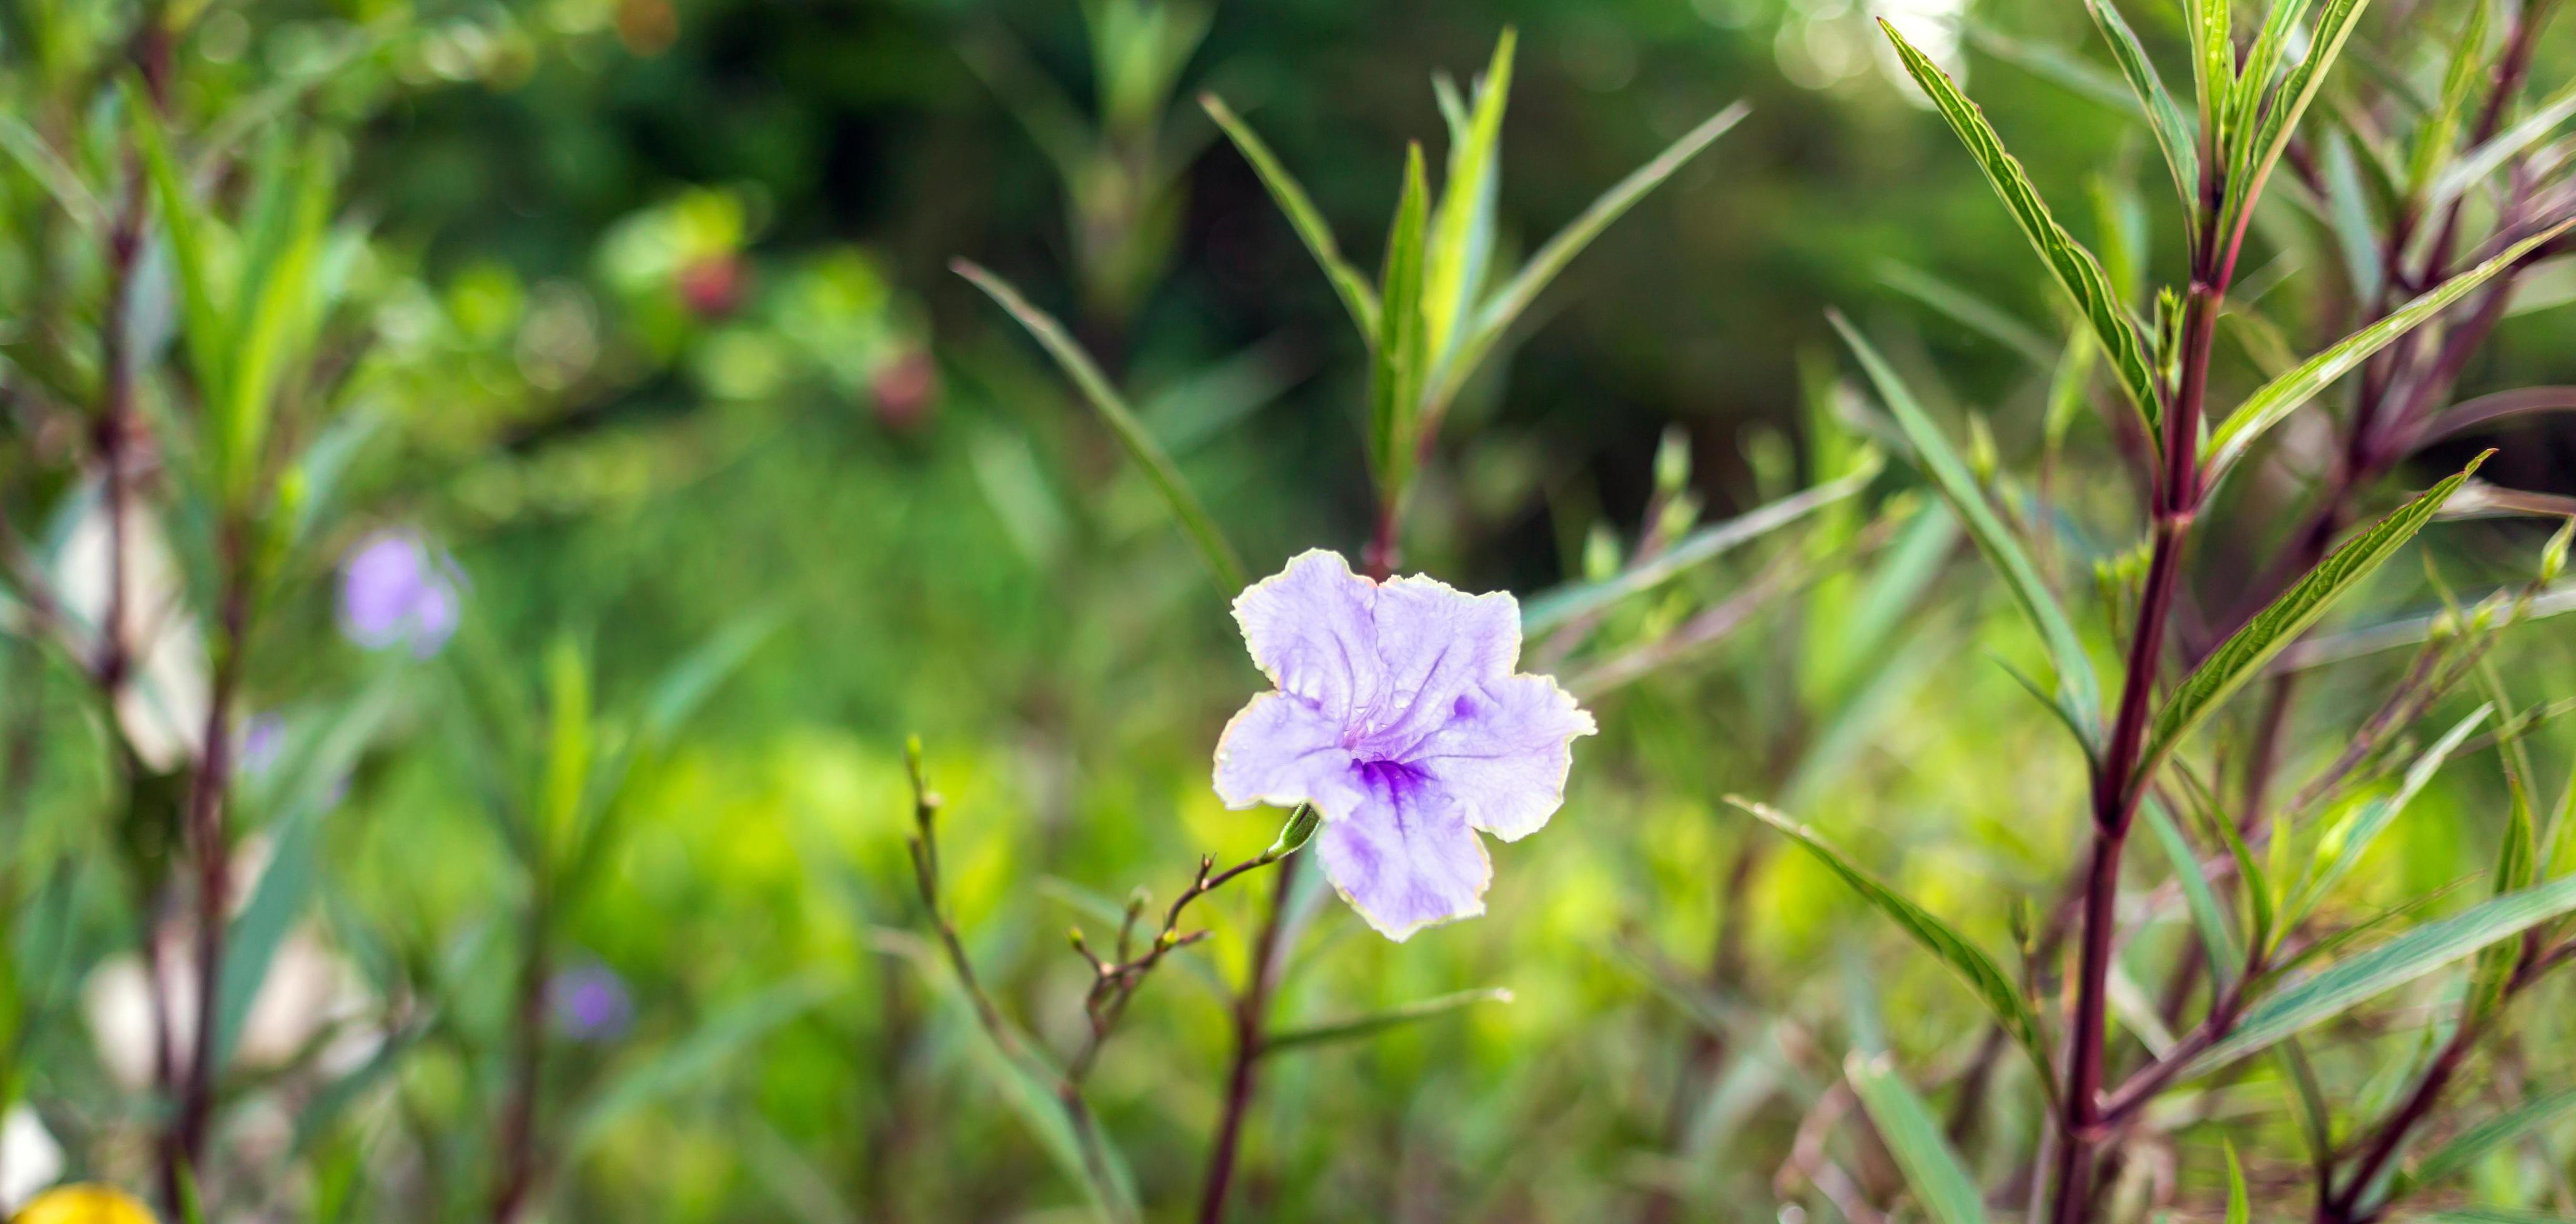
[170, 547, 247, 1200]
[1195, 847, 1306, 1224]
[492, 899, 552, 1223]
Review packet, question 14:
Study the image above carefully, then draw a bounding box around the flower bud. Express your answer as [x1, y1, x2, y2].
[1654, 426, 1692, 498]
[2542, 517, 2572, 585]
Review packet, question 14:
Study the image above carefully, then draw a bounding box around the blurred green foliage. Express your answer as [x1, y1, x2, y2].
[3, 0, 2576, 1221]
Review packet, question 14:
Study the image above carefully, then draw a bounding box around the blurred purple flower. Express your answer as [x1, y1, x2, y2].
[1213, 550, 1595, 940]
[548, 962, 633, 1042]
[239, 713, 286, 777]
[338, 531, 461, 657]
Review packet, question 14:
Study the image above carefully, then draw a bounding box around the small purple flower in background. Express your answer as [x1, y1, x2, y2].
[338, 531, 461, 658]
[239, 713, 286, 777]
[548, 962, 634, 1042]
[1214, 550, 1596, 940]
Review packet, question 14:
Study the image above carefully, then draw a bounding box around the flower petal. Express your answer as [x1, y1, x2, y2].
[1213, 692, 1360, 812]
[1316, 763, 1491, 941]
[1231, 550, 1386, 725]
[1413, 673, 1596, 841]
[1363, 574, 1522, 753]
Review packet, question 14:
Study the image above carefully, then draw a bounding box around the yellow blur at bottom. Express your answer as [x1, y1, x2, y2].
[11, 1186, 157, 1224]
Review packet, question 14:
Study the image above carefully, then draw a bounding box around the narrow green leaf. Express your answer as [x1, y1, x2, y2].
[1201, 96, 1380, 339]
[1878, 260, 2058, 366]
[2322, 134, 2385, 304]
[2184, 0, 2233, 141]
[1965, 24, 2139, 114]
[2282, 706, 2492, 930]
[2230, 0, 2373, 230]
[1371, 144, 1432, 501]
[2227, 0, 2320, 195]
[212, 801, 320, 1071]
[2144, 797, 2242, 987]
[0, 112, 105, 230]
[566, 977, 832, 1160]
[1733, 797, 2058, 1107]
[1845, 1051, 1995, 1224]
[2409, 1, 2495, 199]
[1265, 986, 1512, 1054]
[2206, 226, 2569, 480]
[1834, 315, 2100, 748]
[2079, 0, 2200, 214]
[2277, 1040, 2334, 1177]
[2422, 77, 2576, 226]
[2184, 871, 2576, 1075]
[2141, 457, 2487, 777]
[1422, 31, 1513, 369]
[2224, 1140, 2251, 1224]
[641, 609, 781, 744]
[1519, 450, 1882, 633]
[2396, 1086, 2576, 1198]
[954, 260, 1248, 593]
[1444, 101, 1748, 408]
[224, 146, 333, 500]
[1879, 19, 2161, 438]
[130, 88, 232, 415]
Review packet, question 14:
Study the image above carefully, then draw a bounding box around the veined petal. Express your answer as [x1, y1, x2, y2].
[1231, 550, 1386, 725]
[1412, 673, 1595, 841]
[1364, 573, 1522, 751]
[1315, 763, 1491, 941]
[1213, 692, 1361, 812]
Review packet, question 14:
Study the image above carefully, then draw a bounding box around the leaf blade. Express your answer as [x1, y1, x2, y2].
[1200, 96, 1380, 338]
[1846, 1051, 1995, 1224]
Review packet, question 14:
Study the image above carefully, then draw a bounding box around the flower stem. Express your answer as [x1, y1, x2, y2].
[1196, 846, 1305, 1224]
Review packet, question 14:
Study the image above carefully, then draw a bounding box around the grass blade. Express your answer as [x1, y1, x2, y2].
[1444, 101, 1748, 408]
[130, 87, 232, 419]
[0, 112, 104, 230]
[1845, 1051, 1995, 1224]
[2230, 0, 2372, 229]
[2395, 1086, 2576, 1199]
[2206, 224, 2570, 480]
[1422, 31, 1513, 368]
[1834, 314, 2100, 749]
[2184, 871, 2576, 1075]
[1518, 451, 1882, 633]
[955, 260, 1248, 592]
[1202, 95, 1381, 339]
[1371, 144, 1433, 500]
[1265, 987, 1513, 1055]
[1879, 19, 2162, 440]
[2142, 456, 2487, 777]
[2144, 797, 2242, 987]
[1878, 260, 2058, 366]
[2080, 0, 2199, 214]
[1733, 797, 2058, 1107]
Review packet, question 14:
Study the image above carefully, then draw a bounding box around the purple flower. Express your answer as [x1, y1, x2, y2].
[548, 962, 633, 1042]
[239, 713, 286, 777]
[1213, 551, 1596, 940]
[338, 531, 461, 657]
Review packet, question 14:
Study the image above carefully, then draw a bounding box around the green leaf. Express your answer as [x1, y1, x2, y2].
[1845, 1051, 1995, 1224]
[2144, 797, 2242, 987]
[2422, 77, 2576, 226]
[1371, 143, 1433, 503]
[2394, 1086, 2576, 1200]
[0, 111, 105, 230]
[2226, 0, 2320, 199]
[1732, 797, 2058, 1107]
[640, 609, 781, 745]
[2228, 0, 2374, 232]
[2282, 706, 2492, 930]
[1877, 260, 2057, 366]
[211, 799, 320, 1071]
[1878, 19, 2161, 439]
[1422, 31, 1513, 370]
[1265, 986, 1512, 1054]
[130, 88, 232, 420]
[2183, 0, 2233, 139]
[223, 143, 333, 500]
[954, 260, 1248, 593]
[2225, 1140, 2251, 1224]
[2184, 871, 2576, 1075]
[2079, 0, 2199, 215]
[2206, 227, 2569, 480]
[1833, 315, 2100, 749]
[1200, 96, 1379, 339]
[1443, 101, 1748, 410]
[2408, 1, 2494, 199]
[1518, 450, 1883, 633]
[2139, 457, 2487, 779]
